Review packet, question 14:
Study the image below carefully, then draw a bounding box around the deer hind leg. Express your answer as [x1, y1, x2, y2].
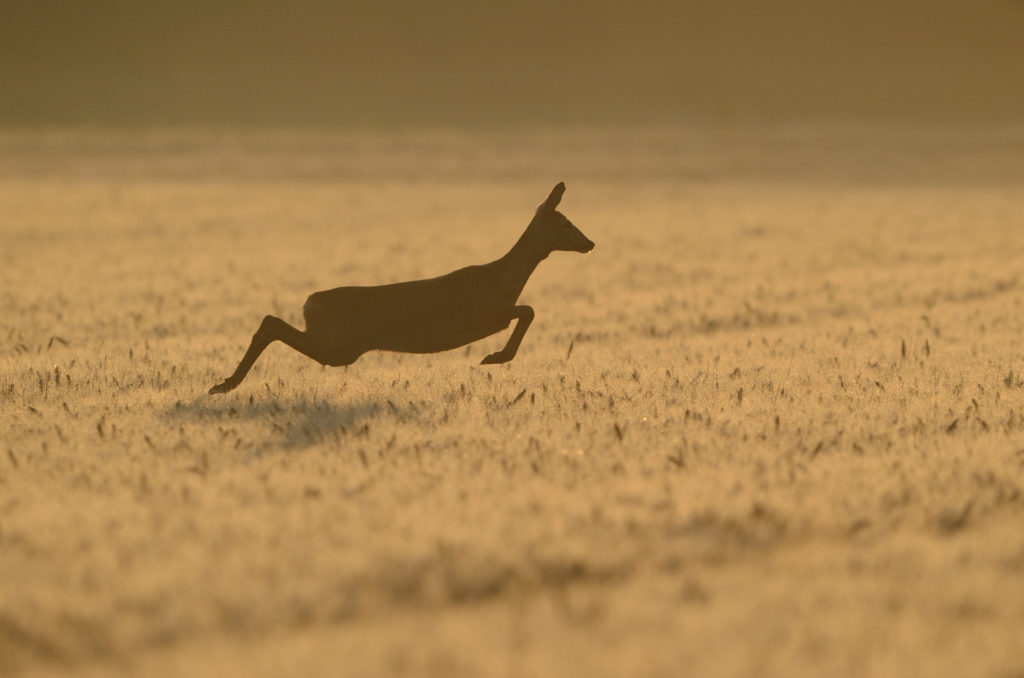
[481, 305, 535, 365]
[209, 315, 342, 394]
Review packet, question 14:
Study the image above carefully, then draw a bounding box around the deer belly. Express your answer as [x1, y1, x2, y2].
[373, 311, 509, 353]
[306, 285, 511, 354]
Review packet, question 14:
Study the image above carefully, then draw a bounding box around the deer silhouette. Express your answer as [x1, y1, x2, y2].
[209, 182, 594, 394]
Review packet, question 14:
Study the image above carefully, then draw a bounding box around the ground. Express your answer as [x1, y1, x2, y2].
[2, 125, 1024, 677]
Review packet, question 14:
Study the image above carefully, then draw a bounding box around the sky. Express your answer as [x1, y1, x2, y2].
[2, 0, 1024, 127]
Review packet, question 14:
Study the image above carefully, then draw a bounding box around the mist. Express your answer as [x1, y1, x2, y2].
[4, 0, 1024, 127]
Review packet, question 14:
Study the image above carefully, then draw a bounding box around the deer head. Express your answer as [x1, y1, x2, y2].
[529, 182, 595, 254]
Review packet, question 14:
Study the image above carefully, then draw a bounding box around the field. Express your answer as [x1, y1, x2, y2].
[3, 125, 1024, 677]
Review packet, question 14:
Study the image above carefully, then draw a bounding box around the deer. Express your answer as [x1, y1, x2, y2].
[208, 182, 594, 395]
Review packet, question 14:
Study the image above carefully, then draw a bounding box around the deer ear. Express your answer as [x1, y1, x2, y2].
[538, 182, 566, 213]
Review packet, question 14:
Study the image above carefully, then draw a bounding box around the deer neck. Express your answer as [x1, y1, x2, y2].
[497, 229, 548, 296]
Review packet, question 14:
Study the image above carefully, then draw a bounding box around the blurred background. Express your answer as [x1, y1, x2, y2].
[5, 5, 1024, 676]
[3, 0, 1024, 128]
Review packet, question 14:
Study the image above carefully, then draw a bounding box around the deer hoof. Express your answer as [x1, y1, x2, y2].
[208, 380, 236, 395]
[480, 352, 509, 365]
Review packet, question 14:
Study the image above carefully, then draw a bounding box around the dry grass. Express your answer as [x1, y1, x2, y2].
[3, 126, 1024, 677]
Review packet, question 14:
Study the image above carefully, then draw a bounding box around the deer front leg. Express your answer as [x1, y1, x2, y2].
[481, 305, 534, 365]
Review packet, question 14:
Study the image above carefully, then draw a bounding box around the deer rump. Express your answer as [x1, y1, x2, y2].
[303, 265, 515, 356]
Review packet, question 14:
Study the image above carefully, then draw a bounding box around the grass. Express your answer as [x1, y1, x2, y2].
[2, 125, 1024, 677]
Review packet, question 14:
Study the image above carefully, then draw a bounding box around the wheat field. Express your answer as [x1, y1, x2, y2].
[3, 126, 1024, 677]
